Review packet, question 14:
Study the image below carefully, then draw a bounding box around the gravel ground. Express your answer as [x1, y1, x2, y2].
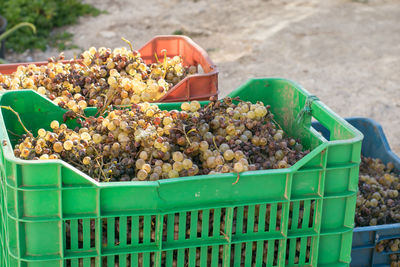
[4, 0, 400, 153]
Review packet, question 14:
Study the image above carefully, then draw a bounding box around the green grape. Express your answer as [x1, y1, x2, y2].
[203, 132, 213, 140]
[38, 128, 46, 138]
[172, 151, 184, 162]
[275, 150, 284, 160]
[223, 149, 235, 161]
[219, 143, 229, 153]
[137, 169, 148, 181]
[83, 156, 91, 165]
[37, 86, 46, 95]
[49, 154, 58, 160]
[221, 165, 230, 173]
[35, 144, 42, 154]
[136, 159, 145, 169]
[243, 130, 252, 139]
[112, 142, 121, 153]
[181, 102, 190, 111]
[139, 151, 148, 160]
[233, 162, 244, 173]
[199, 141, 209, 152]
[246, 111, 256, 119]
[149, 173, 159, 181]
[153, 166, 162, 175]
[273, 133, 282, 141]
[203, 149, 213, 160]
[21, 148, 30, 158]
[240, 135, 248, 142]
[81, 132, 91, 141]
[190, 101, 200, 112]
[252, 136, 260, 145]
[215, 155, 224, 165]
[182, 159, 193, 169]
[63, 140, 73, 150]
[50, 120, 59, 130]
[226, 125, 236, 136]
[40, 154, 49, 160]
[53, 142, 63, 153]
[234, 151, 244, 161]
[107, 123, 117, 131]
[142, 164, 151, 173]
[206, 156, 216, 168]
[173, 162, 183, 172]
[255, 106, 267, 117]
[239, 158, 248, 166]
[93, 134, 102, 144]
[168, 170, 179, 178]
[163, 116, 173, 126]
[260, 137, 267, 146]
[162, 163, 172, 173]
[154, 160, 163, 167]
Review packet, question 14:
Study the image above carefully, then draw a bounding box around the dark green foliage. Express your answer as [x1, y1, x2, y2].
[0, 0, 102, 52]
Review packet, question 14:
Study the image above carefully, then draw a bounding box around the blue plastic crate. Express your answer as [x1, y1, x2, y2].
[312, 117, 400, 267]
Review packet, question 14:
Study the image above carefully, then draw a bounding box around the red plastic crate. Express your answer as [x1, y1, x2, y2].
[0, 35, 218, 102]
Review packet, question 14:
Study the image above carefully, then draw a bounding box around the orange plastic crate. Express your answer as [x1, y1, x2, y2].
[0, 35, 218, 102]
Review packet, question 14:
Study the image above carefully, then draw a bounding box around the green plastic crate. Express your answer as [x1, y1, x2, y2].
[0, 78, 363, 267]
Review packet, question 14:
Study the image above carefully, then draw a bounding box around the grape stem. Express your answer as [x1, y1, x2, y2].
[182, 125, 192, 146]
[220, 230, 230, 242]
[212, 136, 220, 152]
[154, 53, 160, 63]
[271, 117, 283, 131]
[204, 101, 213, 111]
[121, 37, 134, 53]
[7, 129, 22, 138]
[232, 173, 240, 185]
[161, 49, 168, 79]
[100, 87, 118, 114]
[0, 106, 32, 137]
[93, 146, 107, 181]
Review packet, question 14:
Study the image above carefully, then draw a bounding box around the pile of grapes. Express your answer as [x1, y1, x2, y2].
[356, 157, 400, 227]
[14, 97, 309, 182]
[0, 41, 197, 114]
[376, 238, 400, 266]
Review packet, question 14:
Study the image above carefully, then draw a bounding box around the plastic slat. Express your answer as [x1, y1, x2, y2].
[269, 204, 277, 232]
[299, 237, 307, 264]
[83, 219, 90, 249]
[119, 216, 127, 246]
[70, 220, 78, 250]
[292, 201, 300, 231]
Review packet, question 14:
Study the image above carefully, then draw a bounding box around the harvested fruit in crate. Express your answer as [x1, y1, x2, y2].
[0, 39, 199, 113]
[375, 238, 400, 266]
[0, 78, 362, 266]
[13, 97, 309, 182]
[355, 156, 400, 227]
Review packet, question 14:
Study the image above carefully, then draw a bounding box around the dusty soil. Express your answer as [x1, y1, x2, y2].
[5, 0, 400, 154]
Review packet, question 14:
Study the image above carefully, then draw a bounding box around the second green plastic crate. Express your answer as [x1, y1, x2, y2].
[0, 78, 363, 266]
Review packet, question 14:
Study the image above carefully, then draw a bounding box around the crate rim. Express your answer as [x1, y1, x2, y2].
[0, 78, 363, 187]
[346, 117, 400, 165]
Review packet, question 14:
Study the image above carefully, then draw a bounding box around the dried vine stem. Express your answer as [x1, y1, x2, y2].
[0, 106, 32, 137]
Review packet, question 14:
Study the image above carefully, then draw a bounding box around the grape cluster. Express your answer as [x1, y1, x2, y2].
[355, 157, 400, 227]
[0, 42, 197, 114]
[375, 238, 400, 266]
[14, 97, 309, 182]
